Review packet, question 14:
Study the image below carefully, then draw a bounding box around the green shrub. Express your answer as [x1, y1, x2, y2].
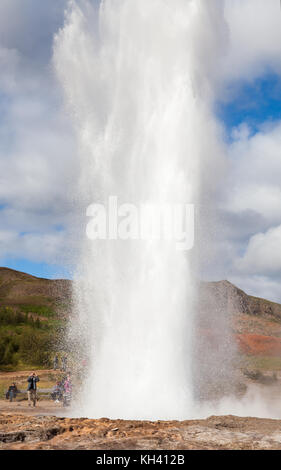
[0, 307, 46, 329]
[20, 330, 52, 367]
[19, 305, 55, 317]
[0, 336, 19, 366]
[0, 303, 62, 370]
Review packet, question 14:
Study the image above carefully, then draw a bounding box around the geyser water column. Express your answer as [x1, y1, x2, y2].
[54, 0, 226, 419]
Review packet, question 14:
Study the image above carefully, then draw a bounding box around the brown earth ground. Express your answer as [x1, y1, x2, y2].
[1, 406, 281, 450]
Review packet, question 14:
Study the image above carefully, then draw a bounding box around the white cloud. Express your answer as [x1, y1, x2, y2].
[0, 106, 76, 212]
[0, 0, 280, 302]
[0, 46, 20, 93]
[208, 2, 281, 301]
[0, 1, 80, 267]
[0, 0, 68, 63]
[229, 122, 281, 190]
[235, 225, 281, 275]
[214, 119, 281, 301]
[228, 273, 281, 305]
[231, 185, 281, 225]
[223, 0, 281, 83]
[0, 229, 72, 265]
[225, 122, 281, 225]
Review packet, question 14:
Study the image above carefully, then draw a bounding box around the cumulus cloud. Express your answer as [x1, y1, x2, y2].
[202, 0, 281, 301]
[0, 46, 20, 93]
[235, 225, 281, 275]
[223, 0, 281, 84]
[225, 121, 281, 224]
[0, 0, 280, 301]
[0, 229, 68, 265]
[0, 0, 79, 272]
[214, 120, 281, 301]
[0, 0, 67, 63]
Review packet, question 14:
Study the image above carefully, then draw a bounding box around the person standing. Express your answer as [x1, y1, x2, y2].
[51, 381, 63, 403]
[7, 383, 18, 402]
[27, 372, 40, 407]
[61, 355, 67, 372]
[53, 354, 59, 371]
[63, 374, 72, 407]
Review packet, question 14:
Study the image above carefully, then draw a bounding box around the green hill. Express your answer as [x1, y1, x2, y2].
[1, 267, 281, 372]
[0, 268, 72, 370]
[0, 267, 71, 313]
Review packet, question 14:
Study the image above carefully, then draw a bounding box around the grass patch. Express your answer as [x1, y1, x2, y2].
[19, 304, 55, 317]
[239, 354, 281, 371]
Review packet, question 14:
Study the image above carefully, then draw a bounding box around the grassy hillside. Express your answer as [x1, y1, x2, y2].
[0, 268, 71, 370]
[1, 267, 281, 373]
[0, 267, 71, 312]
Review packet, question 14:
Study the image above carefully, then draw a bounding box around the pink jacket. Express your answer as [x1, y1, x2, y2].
[64, 379, 72, 394]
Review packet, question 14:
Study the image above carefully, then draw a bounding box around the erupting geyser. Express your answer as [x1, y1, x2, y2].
[54, 0, 226, 420]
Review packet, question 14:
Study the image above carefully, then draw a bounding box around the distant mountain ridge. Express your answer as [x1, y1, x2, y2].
[1, 266, 281, 319]
[1, 267, 281, 373]
[0, 266, 281, 334]
[199, 280, 281, 324]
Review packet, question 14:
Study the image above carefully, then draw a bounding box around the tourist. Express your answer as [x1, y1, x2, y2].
[27, 372, 40, 407]
[61, 355, 67, 372]
[53, 354, 59, 370]
[51, 381, 63, 403]
[6, 383, 18, 402]
[63, 374, 72, 407]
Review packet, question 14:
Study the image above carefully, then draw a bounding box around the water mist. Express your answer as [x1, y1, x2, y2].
[54, 0, 227, 420]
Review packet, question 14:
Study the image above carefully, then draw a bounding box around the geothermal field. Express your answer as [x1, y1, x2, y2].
[1, 0, 281, 453]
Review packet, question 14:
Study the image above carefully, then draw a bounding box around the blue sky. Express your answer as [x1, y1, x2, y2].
[0, 0, 281, 302]
[217, 73, 281, 141]
[0, 259, 70, 280]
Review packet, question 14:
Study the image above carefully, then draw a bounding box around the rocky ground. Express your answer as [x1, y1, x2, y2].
[1, 405, 281, 450]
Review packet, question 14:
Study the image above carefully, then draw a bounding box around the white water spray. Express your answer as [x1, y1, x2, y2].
[54, 0, 226, 420]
